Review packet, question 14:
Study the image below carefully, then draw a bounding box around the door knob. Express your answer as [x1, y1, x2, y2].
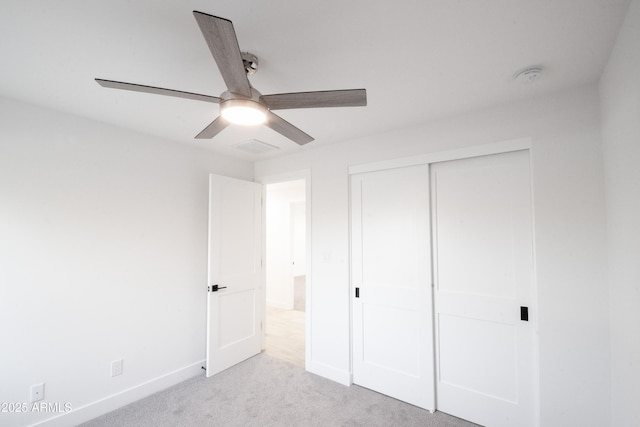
[208, 284, 227, 292]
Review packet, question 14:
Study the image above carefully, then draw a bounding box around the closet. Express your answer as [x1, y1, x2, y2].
[350, 149, 537, 427]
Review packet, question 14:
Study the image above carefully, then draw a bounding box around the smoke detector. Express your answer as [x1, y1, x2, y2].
[514, 67, 543, 84]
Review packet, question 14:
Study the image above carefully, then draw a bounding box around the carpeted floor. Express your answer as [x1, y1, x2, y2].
[80, 353, 480, 427]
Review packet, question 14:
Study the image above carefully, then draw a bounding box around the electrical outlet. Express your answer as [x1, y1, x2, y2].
[30, 383, 45, 403]
[111, 359, 123, 377]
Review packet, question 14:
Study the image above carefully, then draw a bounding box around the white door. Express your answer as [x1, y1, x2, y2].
[431, 150, 537, 426]
[206, 174, 262, 377]
[351, 165, 435, 410]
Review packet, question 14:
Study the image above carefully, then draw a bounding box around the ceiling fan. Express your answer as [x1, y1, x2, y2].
[96, 11, 367, 145]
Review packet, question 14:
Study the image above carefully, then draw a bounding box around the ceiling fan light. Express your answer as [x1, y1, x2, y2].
[220, 99, 267, 126]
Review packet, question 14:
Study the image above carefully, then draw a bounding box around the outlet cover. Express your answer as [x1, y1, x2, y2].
[30, 383, 45, 403]
[111, 359, 123, 377]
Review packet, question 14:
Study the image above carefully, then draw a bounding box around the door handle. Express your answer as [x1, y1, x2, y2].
[208, 284, 227, 292]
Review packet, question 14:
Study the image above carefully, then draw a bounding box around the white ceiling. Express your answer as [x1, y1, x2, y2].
[0, 0, 631, 161]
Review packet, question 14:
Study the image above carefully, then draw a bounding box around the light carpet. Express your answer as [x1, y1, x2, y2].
[80, 353, 479, 427]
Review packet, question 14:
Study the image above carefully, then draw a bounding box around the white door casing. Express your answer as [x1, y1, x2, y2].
[351, 164, 435, 410]
[431, 150, 537, 427]
[206, 174, 262, 377]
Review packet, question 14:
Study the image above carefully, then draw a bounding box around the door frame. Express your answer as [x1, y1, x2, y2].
[256, 169, 312, 369]
[347, 137, 539, 423]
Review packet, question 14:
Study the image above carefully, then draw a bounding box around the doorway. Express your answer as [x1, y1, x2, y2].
[264, 179, 307, 367]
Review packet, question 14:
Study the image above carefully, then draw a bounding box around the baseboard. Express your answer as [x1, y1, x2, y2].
[29, 360, 205, 427]
[307, 360, 351, 386]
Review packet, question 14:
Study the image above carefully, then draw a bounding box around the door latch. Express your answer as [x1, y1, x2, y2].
[208, 284, 227, 292]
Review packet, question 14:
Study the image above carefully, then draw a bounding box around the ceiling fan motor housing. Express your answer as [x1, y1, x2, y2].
[219, 87, 267, 125]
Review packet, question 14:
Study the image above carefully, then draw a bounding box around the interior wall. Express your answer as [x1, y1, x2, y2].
[255, 85, 609, 427]
[265, 180, 305, 309]
[599, 1, 640, 425]
[0, 97, 253, 427]
[290, 202, 306, 278]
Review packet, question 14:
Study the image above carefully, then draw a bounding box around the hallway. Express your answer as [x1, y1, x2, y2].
[265, 305, 305, 367]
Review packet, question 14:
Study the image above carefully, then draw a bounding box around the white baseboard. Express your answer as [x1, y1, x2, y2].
[307, 360, 351, 386]
[29, 360, 205, 427]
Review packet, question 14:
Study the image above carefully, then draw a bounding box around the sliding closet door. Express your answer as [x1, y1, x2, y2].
[431, 150, 537, 427]
[351, 165, 434, 410]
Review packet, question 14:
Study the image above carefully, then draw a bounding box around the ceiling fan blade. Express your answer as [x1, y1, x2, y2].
[193, 11, 252, 98]
[264, 112, 314, 145]
[195, 116, 229, 139]
[261, 89, 367, 110]
[95, 79, 221, 103]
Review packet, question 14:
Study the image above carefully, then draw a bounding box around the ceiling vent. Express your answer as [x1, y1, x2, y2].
[233, 139, 280, 154]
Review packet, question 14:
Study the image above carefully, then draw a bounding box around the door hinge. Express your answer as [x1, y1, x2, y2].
[355, 287, 360, 298]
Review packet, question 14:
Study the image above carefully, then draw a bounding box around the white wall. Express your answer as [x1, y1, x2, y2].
[255, 85, 609, 426]
[265, 180, 305, 309]
[290, 201, 306, 277]
[600, 1, 640, 425]
[0, 97, 253, 427]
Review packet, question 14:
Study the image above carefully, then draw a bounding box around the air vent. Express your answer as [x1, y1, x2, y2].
[233, 139, 280, 154]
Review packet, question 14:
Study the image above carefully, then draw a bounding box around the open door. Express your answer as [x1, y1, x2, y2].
[206, 174, 262, 377]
